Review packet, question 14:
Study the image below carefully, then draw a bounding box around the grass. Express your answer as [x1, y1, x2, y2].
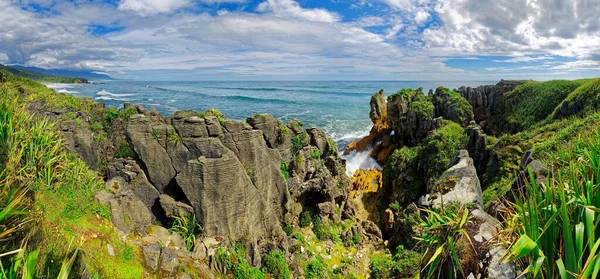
[415, 204, 471, 278]
[0, 71, 144, 278]
[168, 214, 203, 252]
[501, 80, 586, 132]
[505, 127, 600, 279]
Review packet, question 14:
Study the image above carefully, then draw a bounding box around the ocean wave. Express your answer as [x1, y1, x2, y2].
[340, 146, 382, 177]
[326, 124, 372, 142]
[96, 90, 134, 97]
[46, 83, 78, 89]
[58, 89, 78, 94]
[95, 96, 118, 101]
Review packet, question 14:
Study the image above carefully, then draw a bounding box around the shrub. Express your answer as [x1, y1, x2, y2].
[89, 122, 103, 132]
[310, 149, 322, 159]
[104, 108, 120, 126]
[369, 246, 420, 279]
[122, 245, 135, 261]
[123, 107, 138, 119]
[278, 125, 289, 143]
[115, 142, 135, 158]
[415, 205, 470, 278]
[299, 211, 312, 228]
[262, 251, 291, 279]
[280, 163, 290, 180]
[215, 245, 265, 279]
[389, 201, 400, 212]
[417, 120, 467, 186]
[304, 256, 325, 279]
[291, 132, 308, 153]
[283, 225, 293, 236]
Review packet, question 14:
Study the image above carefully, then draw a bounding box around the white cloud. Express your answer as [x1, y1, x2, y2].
[118, 0, 191, 16]
[257, 0, 340, 22]
[0, 52, 7, 63]
[414, 10, 430, 25]
[355, 16, 386, 28]
[492, 56, 555, 63]
[422, 0, 600, 60]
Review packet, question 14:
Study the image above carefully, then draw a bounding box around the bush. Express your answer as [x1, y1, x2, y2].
[370, 246, 420, 279]
[104, 108, 120, 126]
[417, 120, 467, 186]
[283, 225, 293, 236]
[262, 251, 291, 279]
[115, 142, 135, 158]
[299, 211, 312, 228]
[291, 131, 307, 153]
[215, 245, 265, 279]
[280, 163, 290, 180]
[304, 256, 325, 279]
[121, 246, 134, 261]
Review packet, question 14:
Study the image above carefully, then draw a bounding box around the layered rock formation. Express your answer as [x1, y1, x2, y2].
[456, 80, 523, 134]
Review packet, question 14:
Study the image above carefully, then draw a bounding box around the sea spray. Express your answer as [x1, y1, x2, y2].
[340, 145, 382, 178]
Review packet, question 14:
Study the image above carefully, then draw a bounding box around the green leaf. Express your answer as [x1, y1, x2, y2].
[557, 258, 567, 279]
[511, 234, 537, 260]
[577, 222, 585, 267]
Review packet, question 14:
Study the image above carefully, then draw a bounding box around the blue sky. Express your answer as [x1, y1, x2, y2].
[0, 0, 599, 80]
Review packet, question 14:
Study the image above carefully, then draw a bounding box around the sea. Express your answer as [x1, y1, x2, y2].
[46, 80, 494, 147]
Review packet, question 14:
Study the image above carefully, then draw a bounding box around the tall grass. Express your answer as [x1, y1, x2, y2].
[508, 131, 600, 278]
[0, 75, 104, 277]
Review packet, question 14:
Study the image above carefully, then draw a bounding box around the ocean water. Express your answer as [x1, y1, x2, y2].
[46, 80, 494, 143]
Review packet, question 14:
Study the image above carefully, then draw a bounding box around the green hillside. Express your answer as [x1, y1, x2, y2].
[0, 64, 88, 83]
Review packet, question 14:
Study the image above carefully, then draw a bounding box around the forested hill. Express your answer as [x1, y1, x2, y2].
[0, 63, 89, 83]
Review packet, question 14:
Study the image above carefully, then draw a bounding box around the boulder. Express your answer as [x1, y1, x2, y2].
[160, 247, 180, 274]
[419, 150, 483, 208]
[142, 243, 161, 272]
[159, 194, 194, 218]
[110, 195, 154, 234]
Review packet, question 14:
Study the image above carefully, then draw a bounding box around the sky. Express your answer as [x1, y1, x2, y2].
[0, 0, 599, 81]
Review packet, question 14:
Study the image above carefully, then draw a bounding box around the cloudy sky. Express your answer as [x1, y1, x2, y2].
[1, 0, 599, 80]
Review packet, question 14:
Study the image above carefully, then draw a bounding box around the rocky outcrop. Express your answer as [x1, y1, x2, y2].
[431, 87, 474, 127]
[416, 150, 516, 279]
[387, 90, 441, 147]
[467, 122, 491, 175]
[456, 80, 524, 134]
[419, 150, 483, 208]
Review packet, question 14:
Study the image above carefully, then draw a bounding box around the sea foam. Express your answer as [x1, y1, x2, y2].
[340, 145, 382, 178]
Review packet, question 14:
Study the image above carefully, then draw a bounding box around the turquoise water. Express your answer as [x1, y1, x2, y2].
[46, 80, 493, 142]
